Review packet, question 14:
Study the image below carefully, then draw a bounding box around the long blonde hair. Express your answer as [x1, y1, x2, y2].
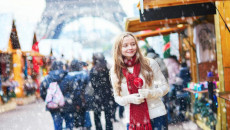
[112, 32, 154, 96]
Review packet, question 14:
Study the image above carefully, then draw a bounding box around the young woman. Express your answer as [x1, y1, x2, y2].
[110, 32, 169, 130]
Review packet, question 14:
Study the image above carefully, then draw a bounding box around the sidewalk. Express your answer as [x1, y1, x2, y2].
[0, 99, 200, 130]
[0, 99, 53, 130]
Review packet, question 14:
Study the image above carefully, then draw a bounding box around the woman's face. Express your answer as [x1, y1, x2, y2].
[121, 35, 137, 59]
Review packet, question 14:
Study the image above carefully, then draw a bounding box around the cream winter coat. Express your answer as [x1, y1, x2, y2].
[110, 58, 169, 124]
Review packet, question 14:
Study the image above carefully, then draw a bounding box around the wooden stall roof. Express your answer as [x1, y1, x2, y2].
[135, 26, 187, 39]
[125, 17, 199, 32]
[33, 33, 37, 45]
[0, 50, 12, 54]
[0, 50, 43, 56]
[11, 20, 21, 49]
[137, 0, 228, 9]
[22, 51, 44, 57]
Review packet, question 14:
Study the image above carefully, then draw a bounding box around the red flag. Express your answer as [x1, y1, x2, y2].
[32, 42, 40, 74]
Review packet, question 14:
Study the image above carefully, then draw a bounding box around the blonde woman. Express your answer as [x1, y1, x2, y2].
[110, 32, 169, 130]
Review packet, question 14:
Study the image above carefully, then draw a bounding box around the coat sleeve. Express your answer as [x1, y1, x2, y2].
[149, 58, 170, 98]
[109, 67, 130, 106]
[156, 58, 169, 80]
[89, 69, 97, 89]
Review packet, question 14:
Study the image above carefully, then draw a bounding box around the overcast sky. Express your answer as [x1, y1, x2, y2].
[0, 0, 139, 60]
[0, 0, 138, 23]
[0, 0, 46, 23]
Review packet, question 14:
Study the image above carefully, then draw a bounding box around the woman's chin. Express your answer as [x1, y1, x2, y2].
[127, 53, 135, 56]
[125, 55, 135, 59]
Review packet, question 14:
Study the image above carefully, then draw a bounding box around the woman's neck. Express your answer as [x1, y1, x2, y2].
[123, 55, 136, 67]
[125, 56, 132, 60]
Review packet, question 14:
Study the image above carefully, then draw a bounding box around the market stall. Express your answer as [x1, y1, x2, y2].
[17, 32, 45, 103]
[22, 33, 44, 98]
[0, 15, 18, 112]
[133, 0, 230, 129]
[214, 1, 230, 129]
[0, 14, 44, 107]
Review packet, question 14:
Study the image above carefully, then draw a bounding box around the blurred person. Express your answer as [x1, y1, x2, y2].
[164, 55, 183, 123]
[0, 74, 2, 104]
[80, 61, 93, 129]
[40, 61, 67, 130]
[90, 52, 115, 130]
[32, 74, 41, 99]
[111, 103, 119, 122]
[24, 76, 37, 96]
[146, 47, 169, 117]
[59, 59, 91, 130]
[177, 62, 191, 121]
[164, 55, 180, 86]
[0, 69, 2, 93]
[65, 61, 70, 72]
[0, 75, 2, 94]
[179, 62, 191, 88]
[118, 105, 124, 119]
[82, 62, 89, 71]
[146, 47, 169, 81]
[110, 32, 169, 130]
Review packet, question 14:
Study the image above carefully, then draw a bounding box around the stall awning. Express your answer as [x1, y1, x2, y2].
[125, 17, 199, 32]
[22, 51, 44, 57]
[135, 26, 187, 39]
[138, 0, 225, 9]
[138, 1, 217, 22]
[0, 50, 12, 54]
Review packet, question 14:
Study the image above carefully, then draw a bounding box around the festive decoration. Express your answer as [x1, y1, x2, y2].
[163, 35, 170, 58]
[32, 41, 40, 74]
[193, 97, 217, 128]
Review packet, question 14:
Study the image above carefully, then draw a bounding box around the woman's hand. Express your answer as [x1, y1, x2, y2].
[124, 93, 145, 105]
[138, 89, 157, 99]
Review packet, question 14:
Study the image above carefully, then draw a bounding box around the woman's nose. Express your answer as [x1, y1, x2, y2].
[127, 45, 133, 49]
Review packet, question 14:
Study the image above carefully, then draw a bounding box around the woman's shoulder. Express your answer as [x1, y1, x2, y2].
[109, 66, 116, 76]
[109, 65, 120, 81]
[145, 57, 158, 67]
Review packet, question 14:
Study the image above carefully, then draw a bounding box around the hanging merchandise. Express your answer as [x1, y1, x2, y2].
[32, 41, 40, 74]
[24, 57, 28, 78]
[27, 56, 32, 76]
[163, 35, 170, 58]
[193, 23, 216, 63]
[0, 54, 12, 78]
[187, 81, 219, 91]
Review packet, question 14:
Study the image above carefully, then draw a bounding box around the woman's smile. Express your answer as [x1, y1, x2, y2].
[121, 35, 137, 59]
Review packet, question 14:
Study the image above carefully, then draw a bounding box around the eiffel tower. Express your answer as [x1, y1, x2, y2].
[36, 0, 126, 40]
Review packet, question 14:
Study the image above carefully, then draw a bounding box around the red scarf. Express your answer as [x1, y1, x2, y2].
[122, 56, 152, 130]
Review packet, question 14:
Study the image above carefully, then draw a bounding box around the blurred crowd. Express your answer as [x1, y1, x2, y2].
[39, 48, 192, 130]
[40, 52, 118, 130]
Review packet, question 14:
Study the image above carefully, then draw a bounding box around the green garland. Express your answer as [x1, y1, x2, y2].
[193, 96, 217, 127]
